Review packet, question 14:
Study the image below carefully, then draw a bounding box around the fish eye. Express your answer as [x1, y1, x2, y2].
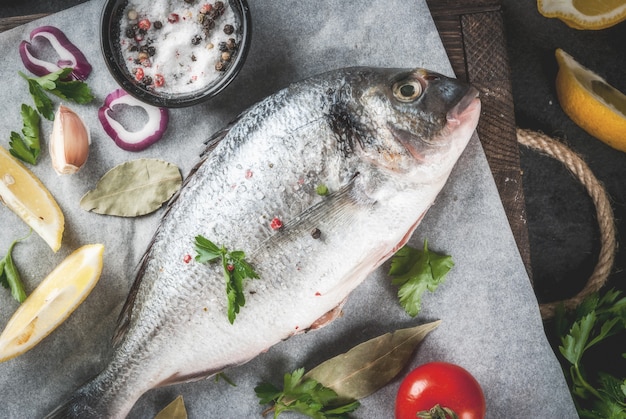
[392, 80, 422, 102]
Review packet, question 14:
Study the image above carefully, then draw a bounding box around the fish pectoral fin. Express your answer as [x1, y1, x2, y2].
[307, 298, 347, 331]
[157, 365, 232, 388]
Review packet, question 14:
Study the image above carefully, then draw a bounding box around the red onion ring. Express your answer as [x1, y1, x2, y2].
[19, 26, 92, 81]
[98, 89, 169, 152]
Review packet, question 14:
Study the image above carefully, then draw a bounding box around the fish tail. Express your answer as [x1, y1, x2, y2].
[45, 369, 134, 419]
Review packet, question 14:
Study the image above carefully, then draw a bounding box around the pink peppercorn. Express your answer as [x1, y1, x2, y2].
[183, 254, 192, 263]
[138, 18, 151, 30]
[227, 264, 235, 271]
[270, 217, 283, 230]
[154, 73, 165, 87]
[134, 67, 144, 81]
[245, 169, 253, 179]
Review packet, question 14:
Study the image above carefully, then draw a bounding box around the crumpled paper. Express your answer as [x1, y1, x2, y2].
[0, 0, 577, 417]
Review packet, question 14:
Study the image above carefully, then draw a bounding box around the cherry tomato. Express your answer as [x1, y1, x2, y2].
[395, 362, 486, 419]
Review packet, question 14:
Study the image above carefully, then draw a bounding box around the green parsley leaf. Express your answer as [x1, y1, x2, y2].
[255, 368, 360, 419]
[19, 69, 94, 120]
[194, 235, 258, 324]
[555, 288, 626, 417]
[0, 233, 31, 303]
[9, 104, 41, 164]
[388, 239, 453, 317]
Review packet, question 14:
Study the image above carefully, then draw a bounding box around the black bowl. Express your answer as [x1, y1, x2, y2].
[101, 0, 251, 108]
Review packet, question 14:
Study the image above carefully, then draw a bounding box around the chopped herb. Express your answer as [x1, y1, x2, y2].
[555, 288, 626, 418]
[255, 368, 360, 419]
[194, 235, 259, 324]
[389, 239, 454, 317]
[0, 232, 31, 303]
[316, 184, 329, 196]
[8, 104, 41, 165]
[19, 68, 94, 120]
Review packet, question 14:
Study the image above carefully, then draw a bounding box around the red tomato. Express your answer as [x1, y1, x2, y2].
[395, 362, 486, 419]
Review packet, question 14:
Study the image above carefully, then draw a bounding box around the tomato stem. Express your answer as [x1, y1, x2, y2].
[416, 405, 459, 419]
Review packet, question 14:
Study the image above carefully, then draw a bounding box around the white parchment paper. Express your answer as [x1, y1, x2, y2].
[0, 0, 577, 417]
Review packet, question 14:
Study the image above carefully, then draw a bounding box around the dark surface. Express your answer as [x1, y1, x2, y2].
[2, 0, 625, 376]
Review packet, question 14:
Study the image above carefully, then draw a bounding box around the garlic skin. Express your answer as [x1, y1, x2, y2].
[49, 105, 91, 175]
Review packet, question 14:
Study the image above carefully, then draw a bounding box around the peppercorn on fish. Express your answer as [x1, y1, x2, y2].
[47, 67, 480, 418]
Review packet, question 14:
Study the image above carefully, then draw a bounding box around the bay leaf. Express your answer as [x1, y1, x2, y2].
[304, 320, 441, 402]
[80, 159, 182, 217]
[154, 395, 187, 419]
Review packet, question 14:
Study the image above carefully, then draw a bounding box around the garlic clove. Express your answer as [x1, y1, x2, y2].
[49, 105, 91, 175]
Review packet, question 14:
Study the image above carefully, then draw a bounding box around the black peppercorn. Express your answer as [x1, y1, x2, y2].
[143, 75, 153, 86]
[191, 35, 202, 45]
[147, 46, 156, 56]
[125, 26, 135, 38]
[153, 20, 163, 29]
[311, 228, 322, 239]
[223, 24, 234, 35]
[226, 38, 237, 50]
[215, 61, 225, 71]
[218, 41, 228, 52]
[203, 18, 215, 30]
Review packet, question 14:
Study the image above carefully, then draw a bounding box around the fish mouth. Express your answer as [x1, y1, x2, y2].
[446, 86, 481, 127]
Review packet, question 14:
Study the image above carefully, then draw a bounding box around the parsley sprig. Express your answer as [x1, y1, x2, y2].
[255, 368, 360, 419]
[555, 288, 626, 418]
[0, 232, 31, 303]
[194, 235, 259, 324]
[9, 104, 41, 165]
[19, 68, 94, 121]
[8, 68, 93, 165]
[388, 239, 454, 317]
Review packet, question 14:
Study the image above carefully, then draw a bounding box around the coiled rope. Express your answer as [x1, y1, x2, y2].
[516, 128, 617, 319]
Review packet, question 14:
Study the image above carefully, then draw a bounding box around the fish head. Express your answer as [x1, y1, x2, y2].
[354, 68, 481, 184]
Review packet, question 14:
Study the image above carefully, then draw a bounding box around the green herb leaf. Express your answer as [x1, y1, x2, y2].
[305, 320, 441, 402]
[19, 69, 93, 120]
[194, 235, 258, 324]
[8, 104, 41, 164]
[80, 159, 182, 217]
[255, 367, 360, 419]
[555, 288, 626, 418]
[389, 240, 454, 317]
[0, 233, 31, 303]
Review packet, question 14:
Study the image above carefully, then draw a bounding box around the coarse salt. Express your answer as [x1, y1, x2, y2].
[119, 0, 240, 94]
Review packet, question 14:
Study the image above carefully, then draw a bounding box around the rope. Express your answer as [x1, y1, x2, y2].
[516, 128, 617, 320]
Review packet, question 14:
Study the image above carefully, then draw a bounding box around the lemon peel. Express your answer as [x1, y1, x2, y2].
[555, 48, 626, 153]
[0, 146, 64, 251]
[0, 244, 104, 362]
[538, 0, 626, 29]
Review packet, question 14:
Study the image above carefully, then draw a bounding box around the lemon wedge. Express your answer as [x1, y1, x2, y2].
[555, 49, 626, 153]
[0, 146, 64, 251]
[538, 0, 626, 29]
[0, 244, 104, 363]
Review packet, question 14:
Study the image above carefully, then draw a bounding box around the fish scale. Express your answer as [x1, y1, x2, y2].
[46, 66, 480, 418]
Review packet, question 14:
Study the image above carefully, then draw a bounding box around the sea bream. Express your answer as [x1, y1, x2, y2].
[48, 66, 480, 417]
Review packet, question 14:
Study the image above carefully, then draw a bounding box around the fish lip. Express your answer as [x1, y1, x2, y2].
[446, 86, 481, 126]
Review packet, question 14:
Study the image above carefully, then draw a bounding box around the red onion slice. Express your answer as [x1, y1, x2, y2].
[19, 26, 92, 80]
[99, 89, 169, 152]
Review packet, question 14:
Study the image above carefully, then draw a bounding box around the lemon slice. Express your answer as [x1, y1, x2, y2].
[538, 0, 626, 30]
[0, 146, 64, 251]
[555, 49, 626, 153]
[0, 244, 104, 363]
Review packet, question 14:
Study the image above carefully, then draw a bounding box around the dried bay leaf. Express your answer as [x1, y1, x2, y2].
[80, 159, 182, 217]
[154, 395, 187, 419]
[305, 320, 441, 402]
